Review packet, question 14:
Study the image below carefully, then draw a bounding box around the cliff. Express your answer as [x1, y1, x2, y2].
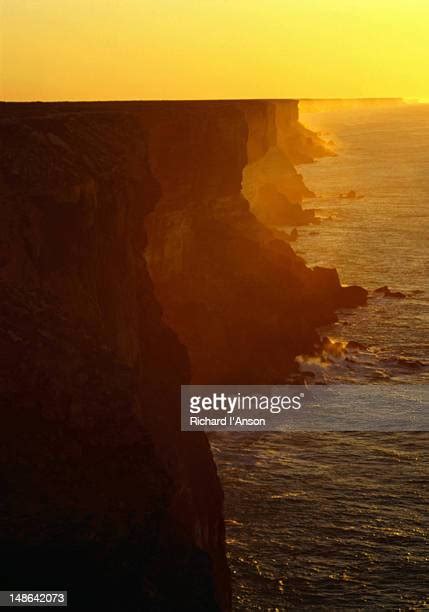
[143, 100, 366, 383]
[0, 100, 366, 609]
[241, 100, 333, 226]
[0, 105, 228, 611]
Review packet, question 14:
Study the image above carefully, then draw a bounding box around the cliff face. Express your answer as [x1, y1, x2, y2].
[0, 100, 366, 610]
[144, 101, 366, 383]
[241, 100, 333, 226]
[0, 106, 228, 610]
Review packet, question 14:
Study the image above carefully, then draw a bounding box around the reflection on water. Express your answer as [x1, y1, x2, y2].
[214, 432, 428, 610]
[216, 105, 429, 609]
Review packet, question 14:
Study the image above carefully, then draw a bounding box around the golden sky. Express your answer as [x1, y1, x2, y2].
[1, 0, 428, 101]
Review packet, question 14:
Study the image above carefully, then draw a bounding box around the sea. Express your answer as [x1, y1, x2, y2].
[213, 104, 429, 610]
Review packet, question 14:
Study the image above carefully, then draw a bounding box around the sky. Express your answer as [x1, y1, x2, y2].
[1, 0, 428, 101]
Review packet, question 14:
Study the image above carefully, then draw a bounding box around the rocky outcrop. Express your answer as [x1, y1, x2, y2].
[374, 285, 406, 299]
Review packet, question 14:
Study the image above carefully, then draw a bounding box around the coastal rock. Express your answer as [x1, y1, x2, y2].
[319, 336, 345, 358]
[339, 285, 368, 306]
[374, 286, 406, 299]
[339, 190, 364, 200]
[311, 267, 368, 309]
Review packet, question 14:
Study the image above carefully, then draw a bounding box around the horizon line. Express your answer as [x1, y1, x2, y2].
[0, 96, 415, 105]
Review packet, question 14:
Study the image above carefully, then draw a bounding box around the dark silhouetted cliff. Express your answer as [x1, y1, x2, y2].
[0, 100, 366, 610]
[0, 105, 228, 611]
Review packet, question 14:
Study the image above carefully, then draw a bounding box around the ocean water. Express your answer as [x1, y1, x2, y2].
[296, 104, 429, 384]
[214, 105, 429, 610]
